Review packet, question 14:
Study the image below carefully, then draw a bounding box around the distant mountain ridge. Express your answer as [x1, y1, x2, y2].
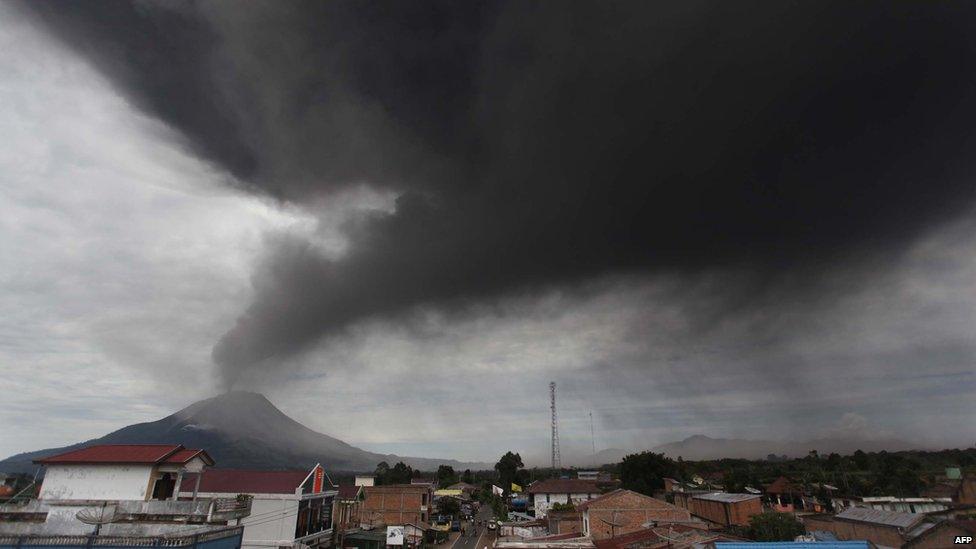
[590, 434, 922, 464]
[0, 391, 490, 474]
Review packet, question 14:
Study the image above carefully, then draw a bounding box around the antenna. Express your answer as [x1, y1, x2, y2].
[589, 411, 596, 464]
[550, 382, 561, 470]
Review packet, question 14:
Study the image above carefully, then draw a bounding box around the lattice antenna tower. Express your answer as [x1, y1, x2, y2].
[550, 381, 561, 469]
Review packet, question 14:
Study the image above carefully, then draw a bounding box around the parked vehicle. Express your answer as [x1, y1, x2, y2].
[451, 520, 461, 532]
[487, 520, 497, 531]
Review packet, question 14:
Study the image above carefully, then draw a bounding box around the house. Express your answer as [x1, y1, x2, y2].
[672, 492, 762, 527]
[179, 464, 337, 549]
[829, 496, 951, 515]
[361, 484, 433, 527]
[577, 489, 693, 540]
[921, 468, 976, 505]
[37, 444, 214, 502]
[528, 479, 602, 518]
[0, 444, 248, 549]
[904, 519, 976, 548]
[334, 484, 365, 534]
[764, 477, 803, 512]
[802, 507, 938, 548]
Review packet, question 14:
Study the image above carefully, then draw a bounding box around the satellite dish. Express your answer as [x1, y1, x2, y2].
[76, 504, 119, 525]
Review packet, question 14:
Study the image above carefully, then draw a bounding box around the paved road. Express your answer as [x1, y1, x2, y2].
[452, 505, 495, 549]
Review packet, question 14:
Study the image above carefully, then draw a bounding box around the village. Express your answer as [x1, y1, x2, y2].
[0, 443, 974, 549]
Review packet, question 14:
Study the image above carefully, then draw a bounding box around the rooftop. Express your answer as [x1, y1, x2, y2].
[693, 492, 762, 504]
[527, 479, 602, 495]
[179, 469, 313, 495]
[35, 445, 212, 466]
[834, 507, 924, 529]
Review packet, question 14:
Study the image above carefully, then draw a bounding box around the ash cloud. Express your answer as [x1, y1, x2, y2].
[16, 0, 976, 388]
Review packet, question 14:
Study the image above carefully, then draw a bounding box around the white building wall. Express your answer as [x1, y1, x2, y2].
[533, 492, 601, 518]
[39, 465, 154, 501]
[239, 497, 299, 549]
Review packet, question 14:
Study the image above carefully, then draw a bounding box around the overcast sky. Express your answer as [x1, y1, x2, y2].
[1, 2, 975, 464]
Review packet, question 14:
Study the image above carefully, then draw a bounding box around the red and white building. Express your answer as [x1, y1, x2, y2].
[0, 444, 250, 541]
[179, 464, 337, 549]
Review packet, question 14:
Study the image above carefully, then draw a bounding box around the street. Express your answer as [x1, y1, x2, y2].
[450, 504, 495, 549]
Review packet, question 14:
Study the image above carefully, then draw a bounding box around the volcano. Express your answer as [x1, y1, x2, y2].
[0, 391, 489, 473]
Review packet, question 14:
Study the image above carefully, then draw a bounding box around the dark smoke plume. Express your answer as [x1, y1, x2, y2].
[17, 0, 976, 387]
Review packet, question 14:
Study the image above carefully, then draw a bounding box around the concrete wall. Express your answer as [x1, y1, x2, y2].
[39, 465, 154, 501]
[239, 497, 299, 549]
[547, 511, 582, 535]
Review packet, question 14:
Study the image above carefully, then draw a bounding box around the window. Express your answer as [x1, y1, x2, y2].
[151, 473, 175, 500]
[546, 494, 550, 503]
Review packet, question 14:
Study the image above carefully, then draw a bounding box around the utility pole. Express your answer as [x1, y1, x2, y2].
[550, 382, 561, 470]
[589, 411, 596, 466]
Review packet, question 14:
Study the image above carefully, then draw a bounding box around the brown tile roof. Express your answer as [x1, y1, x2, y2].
[576, 489, 678, 512]
[764, 476, 800, 494]
[35, 444, 212, 465]
[338, 484, 363, 500]
[180, 468, 312, 494]
[527, 479, 602, 495]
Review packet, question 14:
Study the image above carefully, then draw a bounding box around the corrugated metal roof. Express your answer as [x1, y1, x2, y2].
[694, 492, 761, 503]
[716, 542, 870, 549]
[835, 507, 923, 529]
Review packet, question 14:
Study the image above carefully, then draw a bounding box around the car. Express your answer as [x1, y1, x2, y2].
[451, 520, 461, 532]
[487, 520, 497, 531]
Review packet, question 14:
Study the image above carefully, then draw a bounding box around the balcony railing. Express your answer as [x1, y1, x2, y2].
[0, 525, 244, 548]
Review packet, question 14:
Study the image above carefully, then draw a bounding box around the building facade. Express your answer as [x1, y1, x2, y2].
[528, 480, 602, 518]
[179, 464, 337, 549]
[672, 492, 762, 527]
[0, 444, 250, 546]
[361, 484, 432, 527]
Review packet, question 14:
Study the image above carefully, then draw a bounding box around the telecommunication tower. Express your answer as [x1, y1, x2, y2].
[550, 382, 561, 469]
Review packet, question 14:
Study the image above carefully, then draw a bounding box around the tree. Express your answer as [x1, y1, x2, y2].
[620, 452, 678, 496]
[495, 451, 524, 493]
[374, 461, 391, 485]
[462, 469, 474, 484]
[437, 465, 458, 488]
[439, 497, 460, 517]
[747, 512, 805, 541]
[388, 461, 414, 484]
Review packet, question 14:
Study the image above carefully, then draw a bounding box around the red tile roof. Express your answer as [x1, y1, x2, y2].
[163, 448, 215, 465]
[527, 479, 602, 495]
[35, 444, 210, 465]
[180, 469, 313, 495]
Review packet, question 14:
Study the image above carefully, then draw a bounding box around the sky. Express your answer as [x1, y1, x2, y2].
[1, 1, 975, 464]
